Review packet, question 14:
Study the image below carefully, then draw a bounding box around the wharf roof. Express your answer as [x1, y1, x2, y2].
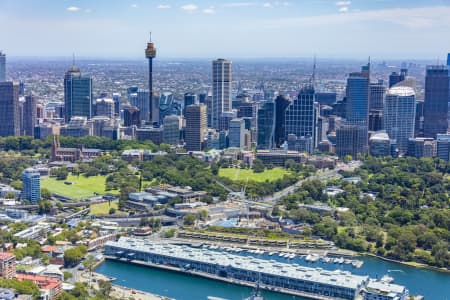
[107, 237, 368, 290]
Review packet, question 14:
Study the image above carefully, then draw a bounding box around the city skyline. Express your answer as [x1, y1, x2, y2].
[1, 1, 450, 59]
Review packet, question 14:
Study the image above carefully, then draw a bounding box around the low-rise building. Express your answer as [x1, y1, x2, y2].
[16, 274, 61, 300]
[0, 252, 16, 279]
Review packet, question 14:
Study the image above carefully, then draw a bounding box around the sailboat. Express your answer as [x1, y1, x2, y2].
[244, 282, 264, 300]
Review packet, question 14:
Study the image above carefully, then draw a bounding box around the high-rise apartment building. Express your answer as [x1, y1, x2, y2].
[185, 104, 207, 151]
[0, 253, 15, 279]
[23, 94, 37, 136]
[0, 51, 5, 82]
[384, 85, 416, 154]
[285, 86, 317, 152]
[64, 65, 93, 122]
[0, 81, 20, 137]
[423, 65, 449, 138]
[212, 59, 232, 129]
[22, 168, 41, 203]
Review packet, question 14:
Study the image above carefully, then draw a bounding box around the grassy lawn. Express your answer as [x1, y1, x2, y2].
[41, 174, 118, 200]
[219, 167, 290, 182]
[89, 200, 124, 216]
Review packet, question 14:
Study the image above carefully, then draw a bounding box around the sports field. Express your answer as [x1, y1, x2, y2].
[218, 167, 289, 182]
[41, 174, 119, 200]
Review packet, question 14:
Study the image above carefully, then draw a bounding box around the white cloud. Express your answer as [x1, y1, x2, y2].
[263, 2, 289, 8]
[203, 7, 216, 14]
[221, 2, 256, 7]
[131, 4, 138, 8]
[157, 4, 171, 9]
[260, 6, 450, 29]
[336, 1, 351, 6]
[339, 6, 349, 13]
[66, 6, 81, 12]
[180, 4, 198, 12]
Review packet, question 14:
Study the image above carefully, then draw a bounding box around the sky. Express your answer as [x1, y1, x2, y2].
[1, 0, 450, 60]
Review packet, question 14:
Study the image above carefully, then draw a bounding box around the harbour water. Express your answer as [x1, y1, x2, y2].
[95, 249, 450, 300]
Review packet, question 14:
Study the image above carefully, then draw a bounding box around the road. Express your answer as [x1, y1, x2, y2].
[233, 161, 362, 208]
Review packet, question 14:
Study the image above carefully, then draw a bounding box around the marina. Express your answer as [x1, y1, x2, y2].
[104, 237, 409, 300]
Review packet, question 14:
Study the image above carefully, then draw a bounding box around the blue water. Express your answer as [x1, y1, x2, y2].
[95, 249, 450, 300]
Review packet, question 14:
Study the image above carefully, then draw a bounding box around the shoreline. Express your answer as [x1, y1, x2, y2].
[361, 253, 450, 274]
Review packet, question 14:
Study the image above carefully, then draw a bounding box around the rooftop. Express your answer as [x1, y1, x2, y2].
[107, 237, 368, 290]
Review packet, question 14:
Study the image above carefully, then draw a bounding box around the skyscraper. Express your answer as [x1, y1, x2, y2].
[384, 85, 416, 154]
[345, 64, 370, 154]
[23, 94, 37, 136]
[257, 101, 275, 149]
[145, 33, 158, 124]
[163, 115, 181, 145]
[423, 65, 449, 138]
[0, 82, 20, 137]
[369, 80, 385, 110]
[129, 89, 150, 123]
[436, 133, 450, 162]
[123, 106, 140, 127]
[274, 95, 290, 147]
[0, 51, 5, 82]
[212, 59, 232, 129]
[185, 104, 207, 151]
[64, 65, 93, 123]
[22, 168, 40, 203]
[285, 86, 317, 152]
[447, 53, 450, 66]
[228, 118, 245, 148]
[388, 69, 407, 88]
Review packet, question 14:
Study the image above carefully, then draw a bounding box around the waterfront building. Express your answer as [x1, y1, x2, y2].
[436, 133, 450, 161]
[0, 252, 15, 279]
[22, 168, 41, 203]
[383, 85, 416, 154]
[163, 115, 181, 145]
[95, 97, 115, 119]
[228, 118, 245, 148]
[105, 238, 409, 300]
[22, 94, 37, 136]
[423, 65, 449, 138]
[0, 51, 5, 82]
[212, 59, 232, 129]
[285, 86, 317, 152]
[64, 65, 93, 123]
[185, 104, 207, 151]
[0, 81, 20, 137]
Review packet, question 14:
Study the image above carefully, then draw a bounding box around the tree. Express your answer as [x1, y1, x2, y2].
[183, 214, 197, 226]
[63, 271, 73, 281]
[38, 200, 53, 215]
[252, 159, 265, 173]
[432, 241, 450, 267]
[109, 207, 116, 215]
[97, 279, 112, 297]
[64, 245, 87, 267]
[41, 188, 52, 200]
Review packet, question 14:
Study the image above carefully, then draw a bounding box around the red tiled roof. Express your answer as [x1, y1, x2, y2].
[16, 274, 61, 291]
